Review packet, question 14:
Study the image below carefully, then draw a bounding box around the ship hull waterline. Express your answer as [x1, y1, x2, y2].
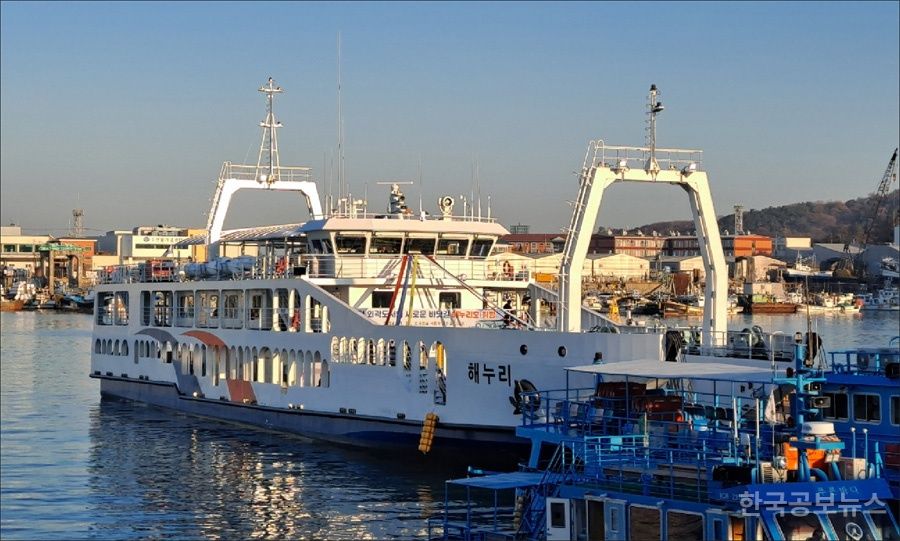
[95, 375, 528, 457]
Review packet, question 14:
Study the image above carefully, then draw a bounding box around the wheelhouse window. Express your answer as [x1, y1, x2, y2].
[891, 395, 899, 426]
[667, 512, 703, 540]
[470, 238, 494, 258]
[97, 292, 114, 325]
[370, 236, 402, 255]
[221, 290, 243, 329]
[437, 238, 469, 256]
[175, 291, 194, 327]
[439, 292, 461, 309]
[152, 290, 172, 326]
[776, 513, 825, 541]
[823, 392, 848, 420]
[334, 234, 366, 254]
[404, 237, 436, 255]
[629, 506, 660, 541]
[113, 292, 129, 325]
[853, 393, 881, 422]
[372, 291, 393, 308]
[197, 290, 219, 328]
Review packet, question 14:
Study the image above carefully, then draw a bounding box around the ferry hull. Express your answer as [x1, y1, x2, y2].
[95, 375, 526, 452]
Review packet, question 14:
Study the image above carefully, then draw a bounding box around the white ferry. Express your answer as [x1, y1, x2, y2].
[90, 81, 731, 450]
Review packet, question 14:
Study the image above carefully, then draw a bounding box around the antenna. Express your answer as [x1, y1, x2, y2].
[71, 208, 84, 238]
[476, 158, 482, 219]
[255, 77, 283, 185]
[417, 157, 423, 215]
[734, 205, 745, 236]
[337, 32, 345, 202]
[645, 84, 664, 174]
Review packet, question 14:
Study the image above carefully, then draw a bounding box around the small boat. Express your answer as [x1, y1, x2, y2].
[59, 293, 95, 313]
[782, 254, 833, 281]
[429, 336, 900, 540]
[744, 301, 799, 314]
[661, 299, 703, 317]
[858, 286, 900, 312]
[822, 338, 900, 501]
[0, 297, 25, 312]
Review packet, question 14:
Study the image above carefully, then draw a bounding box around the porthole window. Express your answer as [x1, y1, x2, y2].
[557, 346, 567, 357]
[520, 344, 528, 355]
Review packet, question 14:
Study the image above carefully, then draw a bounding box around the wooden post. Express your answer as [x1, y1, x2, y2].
[47, 248, 55, 293]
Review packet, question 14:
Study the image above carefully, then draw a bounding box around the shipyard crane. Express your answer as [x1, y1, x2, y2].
[835, 148, 898, 280]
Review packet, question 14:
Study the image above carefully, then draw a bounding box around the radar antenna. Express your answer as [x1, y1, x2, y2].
[255, 77, 283, 186]
[645, 84, 664, 174]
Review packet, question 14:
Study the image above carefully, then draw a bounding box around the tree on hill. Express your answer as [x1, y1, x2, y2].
[622, 190, 898, 243]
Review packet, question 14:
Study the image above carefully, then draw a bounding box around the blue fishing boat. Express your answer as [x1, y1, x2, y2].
[428, 335, 900, 540]
[822, 338, 900, 501]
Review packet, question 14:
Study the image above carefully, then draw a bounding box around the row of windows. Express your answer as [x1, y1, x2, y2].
[310, 234, 494, 258]
[329, 337, 446, 373]
[371, 291, 460, 309]
[97, 288, 332, 335]
[2, 244, 37, 253]
[548, 499, 703, 540]
[100, 338, 331, 388]
[822, 392, 900, 425]
[95, 338, 129, 356]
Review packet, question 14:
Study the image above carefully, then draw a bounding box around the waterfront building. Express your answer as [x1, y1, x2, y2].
[773, 236, 812, 257]
[501, 233, 565, 254]
[585, 253, 649, 280]
[662, 233, 774, 258]
[0, 225, 95, 288]
[589, 230, 666, 258]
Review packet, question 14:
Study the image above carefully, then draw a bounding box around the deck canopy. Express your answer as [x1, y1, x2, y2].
[566, 359, 776, 383]
[446, 471, 545, 490]
[174, 223, 305, 248]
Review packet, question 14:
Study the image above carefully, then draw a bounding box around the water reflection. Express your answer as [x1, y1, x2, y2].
[86, 398, 457, 539]
[4, 310, 897, 539]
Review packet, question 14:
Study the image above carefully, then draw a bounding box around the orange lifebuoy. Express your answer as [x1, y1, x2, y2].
[275, 257, 287, 276]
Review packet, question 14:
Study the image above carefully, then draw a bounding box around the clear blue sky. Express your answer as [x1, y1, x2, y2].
[1, 1, 898, 236]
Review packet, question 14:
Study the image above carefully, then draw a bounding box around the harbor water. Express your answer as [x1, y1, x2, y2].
[1, 311, 898, 539]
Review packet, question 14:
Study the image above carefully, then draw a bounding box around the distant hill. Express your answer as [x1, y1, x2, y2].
[619, 190, 899, 244]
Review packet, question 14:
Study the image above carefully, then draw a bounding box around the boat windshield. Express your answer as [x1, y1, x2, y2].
[773, 510, 895, 541]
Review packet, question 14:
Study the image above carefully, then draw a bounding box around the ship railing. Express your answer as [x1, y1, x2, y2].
[325, 209, 498, 223]
[134, 306, 319, 333]
[219, 162, 312, 183]
[582, 141, 703, 174]
[676, 328, 796, 362]
[288, 254, 531, 282]
[827, 347, 900, 375]
[519, 387, 783, 464]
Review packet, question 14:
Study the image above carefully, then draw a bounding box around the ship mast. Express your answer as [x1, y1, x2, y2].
[256, 77, 283, 186]
[645, 84, 664, 175]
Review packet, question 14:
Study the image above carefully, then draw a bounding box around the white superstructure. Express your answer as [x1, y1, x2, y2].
[89, 80, 732, 449]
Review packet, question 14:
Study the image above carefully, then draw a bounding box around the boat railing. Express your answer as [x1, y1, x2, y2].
[828, 347, 900, 375]
[324, 209, 498, 223]
[583, 141, 703, 174]
[676, 328, 797, 362]
[296, 254, 528, 282]
[97, 254, 535, 284]
[219, 162, 312, 183]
